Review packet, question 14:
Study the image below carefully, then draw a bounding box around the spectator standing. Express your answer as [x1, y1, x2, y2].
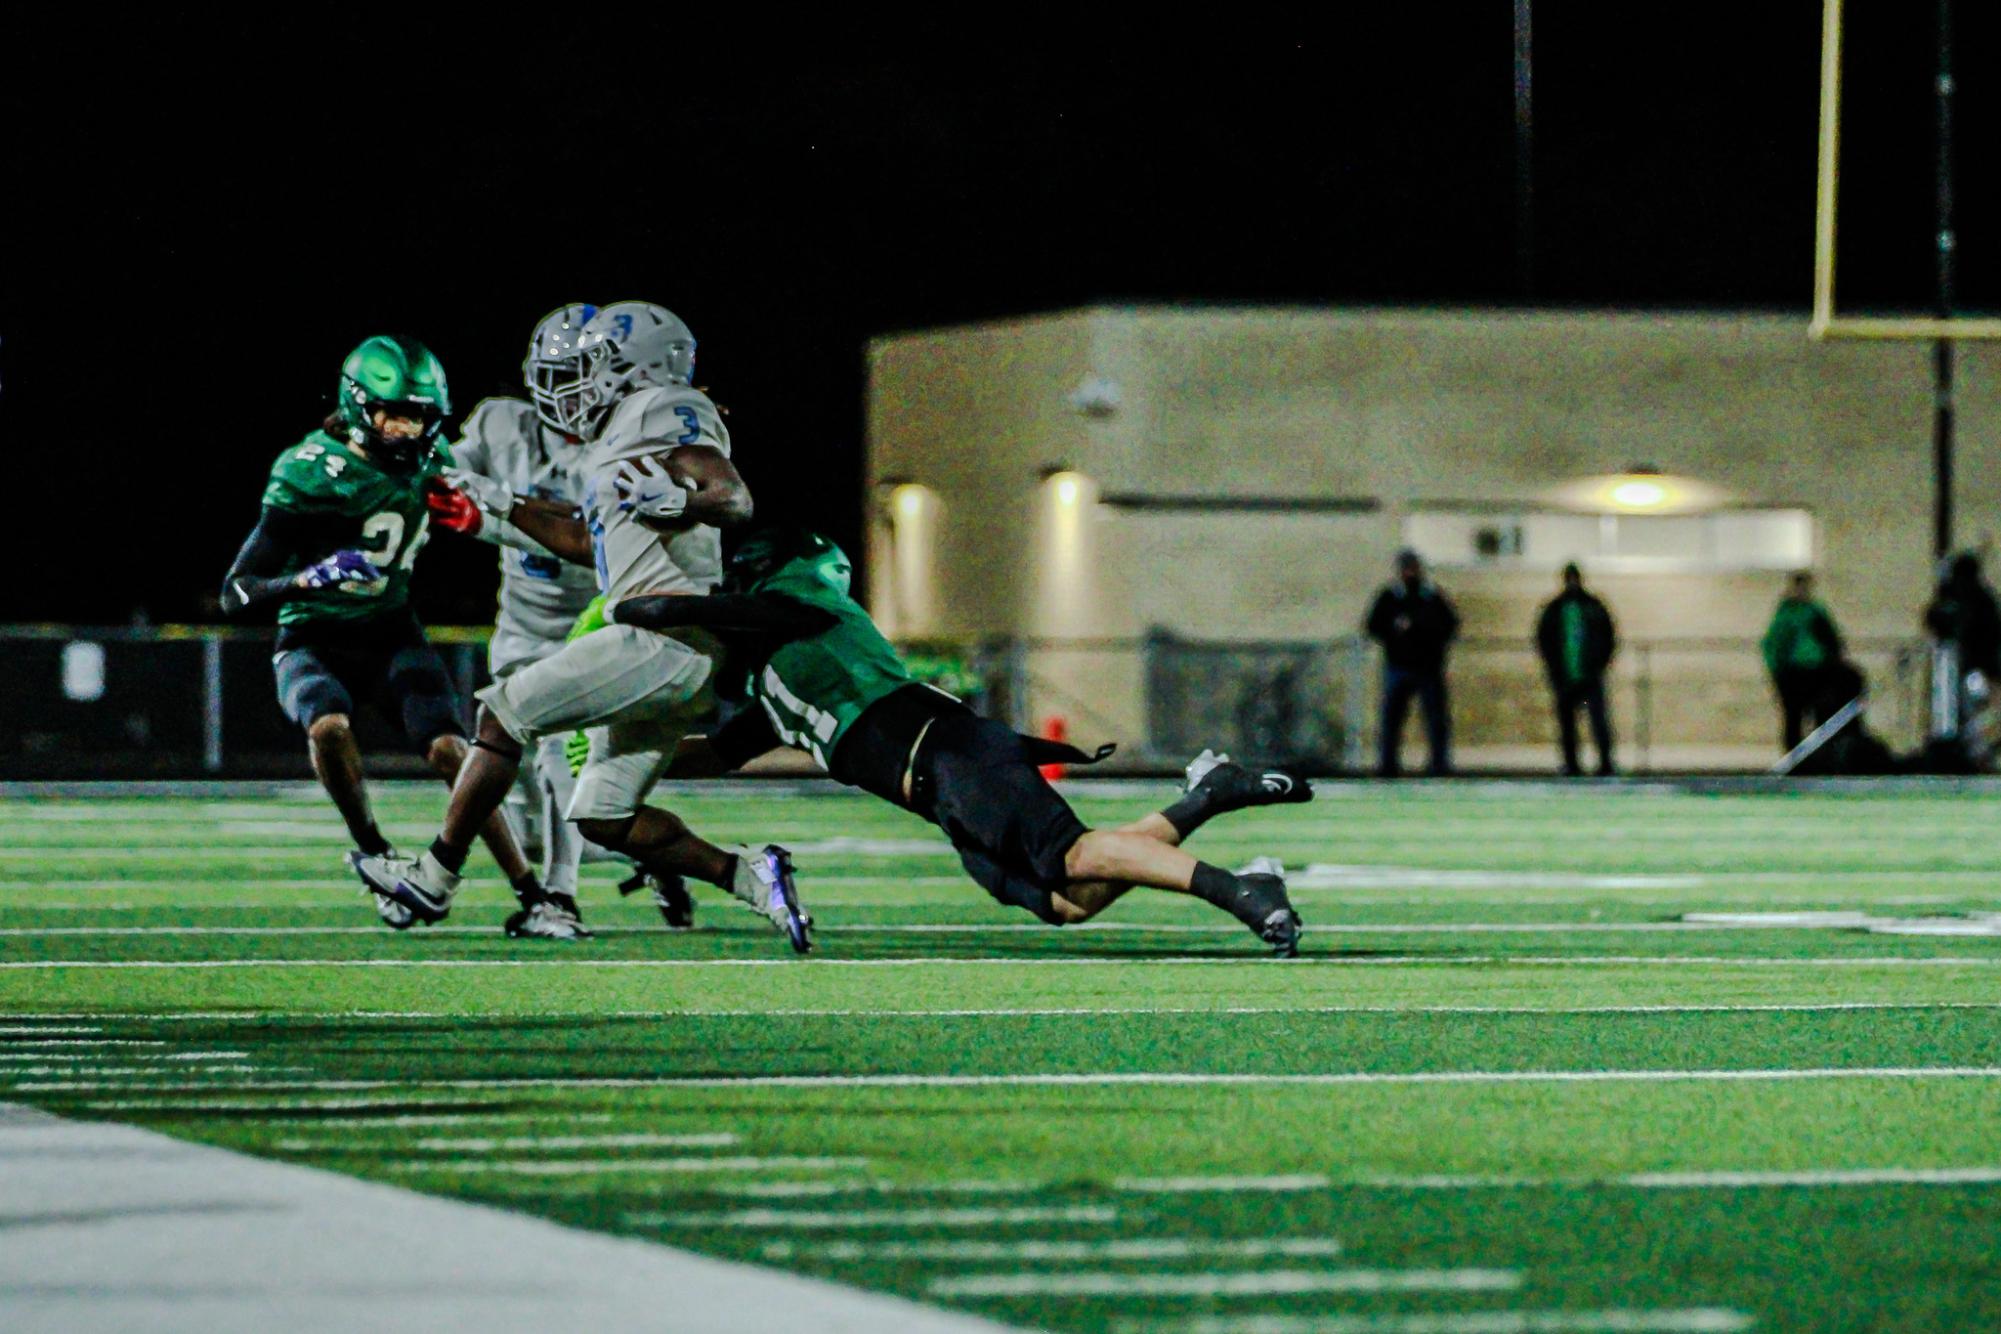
[1761, 572, 1844, 752]
[1535, 563, 1617, 776]
[1367, 549, 1459, 776]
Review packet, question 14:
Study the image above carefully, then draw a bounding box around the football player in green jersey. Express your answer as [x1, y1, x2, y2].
[222, 335, 543, 927]
[611, 529, 1312, 955]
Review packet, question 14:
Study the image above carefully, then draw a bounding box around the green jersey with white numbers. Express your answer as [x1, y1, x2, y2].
[742, 556, 918, 769]
[261, 429, 448, 627]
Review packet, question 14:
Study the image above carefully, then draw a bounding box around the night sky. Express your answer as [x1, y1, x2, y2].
[3, 6, 1994, 625]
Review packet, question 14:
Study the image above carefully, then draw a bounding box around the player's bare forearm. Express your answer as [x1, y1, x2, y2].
[663, 736, 742, 780]
[506, 498, 595, 568]
[610, 593, 836, 638]
[666, 444, 754, 528]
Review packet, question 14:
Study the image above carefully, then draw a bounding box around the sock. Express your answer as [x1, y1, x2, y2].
[355, 823, 391, 857]
[1159, 789, 1222, 841]
[510, 872, 543, 906]
[429, 836, 469, 876]
[1186, 861, 1242, 908]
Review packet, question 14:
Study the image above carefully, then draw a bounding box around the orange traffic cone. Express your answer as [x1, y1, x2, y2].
[1039, 717, 1068, 782]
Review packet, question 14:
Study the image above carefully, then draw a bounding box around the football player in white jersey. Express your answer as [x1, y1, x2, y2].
[426, 303, 694, 941]
[353, 302, 812, 952]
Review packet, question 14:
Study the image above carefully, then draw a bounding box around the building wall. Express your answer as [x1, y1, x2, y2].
[866, 306, 2001, 767]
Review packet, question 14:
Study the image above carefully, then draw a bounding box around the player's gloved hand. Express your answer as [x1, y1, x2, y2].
[565, 729, 590, 777]
[443, 469, 518, 522]
[424, 478, 484, 536]
[565, 595, 609, 644]
[611, 457, 689, 521]
[294, 550, 383, 590]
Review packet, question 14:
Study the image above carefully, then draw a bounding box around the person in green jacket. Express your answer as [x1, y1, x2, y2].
[1762, 572, 1845, 751]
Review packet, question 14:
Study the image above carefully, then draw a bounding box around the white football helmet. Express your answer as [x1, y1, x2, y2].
[551, 302, 697, 438]
[523, 302, 599, 435]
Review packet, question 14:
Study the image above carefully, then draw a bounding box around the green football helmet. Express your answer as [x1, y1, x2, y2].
[726, 529, 852, 595]
[335, 335, 450, 471]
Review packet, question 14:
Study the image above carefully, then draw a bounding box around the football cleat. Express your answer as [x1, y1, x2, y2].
[505, 899, 586, 941]
[346, 850, 416, 931]
[729, 845, 812, 954]
[351, 850, 460, 926]
[545, 891, 594, 938]
[1184, 748, 1313, 806]
[1224, 857, 1303, 958]
[620, 870, 695, 930]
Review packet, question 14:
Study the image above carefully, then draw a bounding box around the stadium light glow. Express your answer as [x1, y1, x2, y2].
[883, 482, 939, 635]
[1048, 470, 1084, 507]
[1549, 465, 1731, 515]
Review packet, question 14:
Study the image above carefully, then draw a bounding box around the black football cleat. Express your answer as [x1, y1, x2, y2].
[1225, 857, 1304, 958]
[1184, 748, 1313, 809]
[619, 870, 696, 931]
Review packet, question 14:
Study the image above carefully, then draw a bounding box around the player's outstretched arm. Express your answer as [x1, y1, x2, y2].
[609, 592, 837, 639]
[220, 508, 378, 614]
[503, 497, 596, 568]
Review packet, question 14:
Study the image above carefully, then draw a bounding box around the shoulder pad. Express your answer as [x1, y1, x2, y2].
[262, 436, 348, 511]
[597, 386, 730, 460]
[458, 396, 537, 449]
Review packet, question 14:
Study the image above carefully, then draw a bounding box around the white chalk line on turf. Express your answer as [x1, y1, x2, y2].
[392, 1155, 865, 1176]
[12, 1066, 2001, 1095]
[11, 1002, 2001, 1021]
[629, 1205, 1118, 1230]
[1148, 1311, 1754, 1334]
[770, 1237, 1344, 1262]
[928, 1267, 1519, 1298]
[5, 955, 1999, 969]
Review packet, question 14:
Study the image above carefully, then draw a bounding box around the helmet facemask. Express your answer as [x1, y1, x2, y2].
[523, 304, 598, 437]
[339, 380, 445, 473]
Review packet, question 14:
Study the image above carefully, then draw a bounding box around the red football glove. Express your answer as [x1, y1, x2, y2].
[424, 478, 483, 536]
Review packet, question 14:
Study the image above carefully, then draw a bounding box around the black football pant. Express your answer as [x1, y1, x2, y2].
[1553, 678, 1613, 776]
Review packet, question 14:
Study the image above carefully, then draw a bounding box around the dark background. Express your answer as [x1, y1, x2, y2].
[2, 5, 1993, 627]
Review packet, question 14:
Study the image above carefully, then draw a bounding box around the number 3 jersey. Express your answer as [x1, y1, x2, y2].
[580, 386, 731, 601]
[260, 428, 448, 628]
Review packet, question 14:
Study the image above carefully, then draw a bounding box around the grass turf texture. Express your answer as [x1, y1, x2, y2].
[3, 781, 2000, 1332]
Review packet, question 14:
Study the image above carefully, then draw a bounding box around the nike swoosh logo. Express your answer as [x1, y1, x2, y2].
[1262, 775, 1295, 794]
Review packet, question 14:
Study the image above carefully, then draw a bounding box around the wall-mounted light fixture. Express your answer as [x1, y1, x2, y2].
[1549, 464, 1733, 515]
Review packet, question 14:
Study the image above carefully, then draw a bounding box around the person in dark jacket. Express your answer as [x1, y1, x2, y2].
[1925, 553, 2001, 680]
[1366, 550, 1459, 776]
[1535, 563, 1616, 776]
[1762, 572, 1845, 752]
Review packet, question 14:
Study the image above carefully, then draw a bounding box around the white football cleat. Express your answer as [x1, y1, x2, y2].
[351, 850, 461, 926]
[505, 899, 585, 942]
[345, 850, 416, 930]
[729, 845, 812, 954]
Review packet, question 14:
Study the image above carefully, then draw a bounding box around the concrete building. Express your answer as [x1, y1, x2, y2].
[865, 307, 2001, 771]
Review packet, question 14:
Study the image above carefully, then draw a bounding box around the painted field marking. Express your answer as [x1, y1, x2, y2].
[406, 1133, 739, 1151]
[712, 1179, 1033, 1199]
[0, 1038, 166, 1047]
[15, 1066, 2001, 1096]
[768, 1237, 1344, 1262]
[630, 1205, 1119, 1230]
[6, 956, 2001, 971]
[0, 1051, 249, 1063]
[1362, 1167, 2001, 1190]
[1, 1065, 273, 1079]
[10, 1002, 2001, 1021]
[0, 1025, 104, 1035]
[929, 1267, 1520, 1298]
[1117, 1175, 1333, 1193]
[394, 1155, 865, 1176]
[1151, 1311, 1754, 1334]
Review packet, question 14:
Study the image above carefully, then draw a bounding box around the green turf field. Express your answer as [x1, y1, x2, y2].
[4, 779, 2000, 1331]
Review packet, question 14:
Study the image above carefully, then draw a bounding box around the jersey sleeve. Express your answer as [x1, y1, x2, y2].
[261, 442, 349, 514]
[449, 398, 515, 479]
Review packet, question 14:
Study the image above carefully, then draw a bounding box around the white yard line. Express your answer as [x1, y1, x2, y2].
[929, 1267, 1519, 1298]
[630, 1205, 1118, 1230]
[1153, 1312, 1753, 1334]
[11, 1066, 2001, 1097]
[5, 955, 2001, 970]
[10, 1002, 2001, 1021]
[1116, 1174, 1335, 1193]
[0, 1103, 1010, 1334]
[405, 1133, 739, 1151]
[771, 1237, 1343, 1262]
[395, 1155, 865, 1176]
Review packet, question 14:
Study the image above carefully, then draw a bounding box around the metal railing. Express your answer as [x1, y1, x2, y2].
[0, 624, 1937, 778]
